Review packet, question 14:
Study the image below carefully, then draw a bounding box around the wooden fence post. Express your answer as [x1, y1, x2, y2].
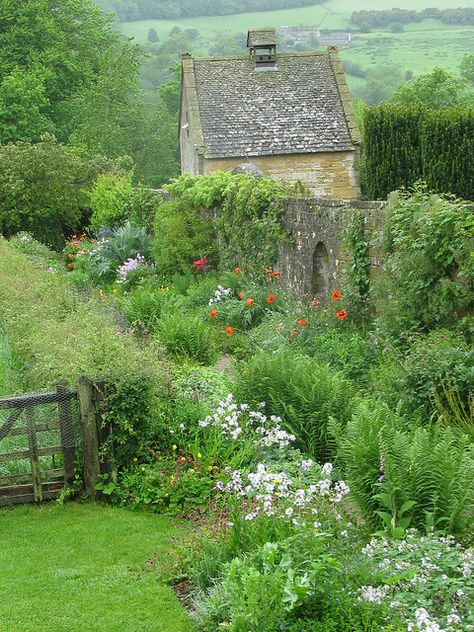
[57, 380, 76, 487]
[93, 380, 115, 482]
[26, 406, 42, 502]
[77, 376, 100, 499]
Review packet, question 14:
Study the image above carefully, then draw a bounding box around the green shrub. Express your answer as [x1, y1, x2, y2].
[235, 350, 356, 460]
[158, 314, 219, 365]
[0, 136, 117, 249]
[0, 239, 166, 467]
[89, 173, 133, 231]
[122, 186, 162, 232]
[195, 534, 336, 631]
[400, 329, 474, 416]
[374, 189, 474, 343]
[118, 284, 184, 334]
[166, 172, 291, 273]
[152, 200, 217, 277]
[331, 399, 474, 535]
[362, 104, 474, 199]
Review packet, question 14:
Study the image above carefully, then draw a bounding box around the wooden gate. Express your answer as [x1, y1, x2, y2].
[0, 383, 77, 505]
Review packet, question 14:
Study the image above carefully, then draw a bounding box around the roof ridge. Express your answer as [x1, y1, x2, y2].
[191, 50, 329, 62]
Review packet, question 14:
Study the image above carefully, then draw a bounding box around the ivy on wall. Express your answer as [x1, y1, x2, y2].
[166, 172, 292, 272]
[346, 212, 371, 298]
[363, 105, 474, 201]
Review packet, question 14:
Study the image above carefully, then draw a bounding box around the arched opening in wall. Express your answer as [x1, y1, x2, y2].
[311, 242, 329, 298]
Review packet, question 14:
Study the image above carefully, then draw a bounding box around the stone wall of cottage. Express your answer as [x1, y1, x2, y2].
[203, 151, 360, 199]
[277, 197, 386, 297]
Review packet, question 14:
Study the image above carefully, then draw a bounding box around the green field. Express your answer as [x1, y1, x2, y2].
[119, 0, 474, 81]
[0, 503, 194, 632]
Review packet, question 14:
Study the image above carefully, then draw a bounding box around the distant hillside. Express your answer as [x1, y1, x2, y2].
[95, 0, 324, 21]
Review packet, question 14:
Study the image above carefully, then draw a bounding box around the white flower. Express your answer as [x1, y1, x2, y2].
[358, 585, 388, 605]
[322, 463, 333, 477]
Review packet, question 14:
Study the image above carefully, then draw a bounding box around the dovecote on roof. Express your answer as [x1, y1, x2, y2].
[247, 27, 277, 68]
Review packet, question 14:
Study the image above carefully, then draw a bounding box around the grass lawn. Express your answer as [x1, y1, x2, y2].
[0, 503, 194, 632]
[0, 326, 24, 397]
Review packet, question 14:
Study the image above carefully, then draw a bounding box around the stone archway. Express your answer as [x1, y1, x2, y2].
[311, 242, 330, 298]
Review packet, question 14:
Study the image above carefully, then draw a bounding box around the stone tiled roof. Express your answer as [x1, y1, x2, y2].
[188, 51, 360, 160]
[247, 28, 277, 47]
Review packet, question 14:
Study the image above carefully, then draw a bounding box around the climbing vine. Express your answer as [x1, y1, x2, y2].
[166, 172, 292, 272]
[345, 212, 371, 299]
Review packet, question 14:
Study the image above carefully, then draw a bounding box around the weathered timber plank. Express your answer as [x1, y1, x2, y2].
[0, 468, 64, 485]
[0, 449, 31, 462]
[0, 408, 23, 441]
[26, 406, 42, 502]
[37, 446, 62, 457]
[0, 482, 63, 506]
[7, 422, 59, 438]
[0, 445, 62, 462]
[77, 376, 100, 499]
[0, 390, 76, 410]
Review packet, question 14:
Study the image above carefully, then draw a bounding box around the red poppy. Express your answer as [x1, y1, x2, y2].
[267, 295, 276, 304]
[331, 290, 342, 301]
[67, 253, 74, 259]
[192, 257, 209, 270]
[311, 299, 319, 308]
[225, 326, 233, 336]
[209, 309, 217, 317]
[296, 319, 308, 327]
[292, 327, 298, 335]
[336, 310, 348, 320]
[245, 298, 254, 308]
[234, 267, 241, 275]
[238, 291, 245, 299]
[265, 267, 273, 275]
[272, 271, 281, 277]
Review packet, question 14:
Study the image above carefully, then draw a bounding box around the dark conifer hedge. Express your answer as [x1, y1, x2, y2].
[362, 105, 474, 200]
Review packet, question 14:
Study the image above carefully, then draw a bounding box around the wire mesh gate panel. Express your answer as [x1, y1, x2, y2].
[0, 384, 79, 505]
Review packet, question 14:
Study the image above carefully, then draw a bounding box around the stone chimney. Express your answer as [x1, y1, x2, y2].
[247, 28, 277, 70]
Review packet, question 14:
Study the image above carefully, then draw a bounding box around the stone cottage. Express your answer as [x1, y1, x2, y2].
[179, 28, 362, 198]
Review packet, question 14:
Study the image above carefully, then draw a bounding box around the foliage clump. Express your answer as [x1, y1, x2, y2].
[165, 172, 291, 273]
[362, 104, 474, 199]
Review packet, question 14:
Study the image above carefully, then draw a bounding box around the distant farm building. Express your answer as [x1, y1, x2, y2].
[279, 27, 352, 47]
[179, 28, 361, 198]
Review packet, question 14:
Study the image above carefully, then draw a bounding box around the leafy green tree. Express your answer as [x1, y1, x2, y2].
[391, 67, 473, 109]
[0, 135, 120, 247]
[460, 54, 474, 85]
[0, 0, 142, 142]
[354, 65, 404, 105]
[0, 69, 52, 142]
[147, 28, 159, 43]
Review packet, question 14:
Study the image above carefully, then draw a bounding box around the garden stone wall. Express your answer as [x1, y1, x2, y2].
[277, 198, 386, 297]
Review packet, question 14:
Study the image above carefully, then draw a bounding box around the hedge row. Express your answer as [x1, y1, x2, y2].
[363, 105, 474, 200]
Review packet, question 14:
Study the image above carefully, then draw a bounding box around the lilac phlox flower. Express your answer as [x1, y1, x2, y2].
[301, 459, 314, 471]
[116, 254, 145, 284]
